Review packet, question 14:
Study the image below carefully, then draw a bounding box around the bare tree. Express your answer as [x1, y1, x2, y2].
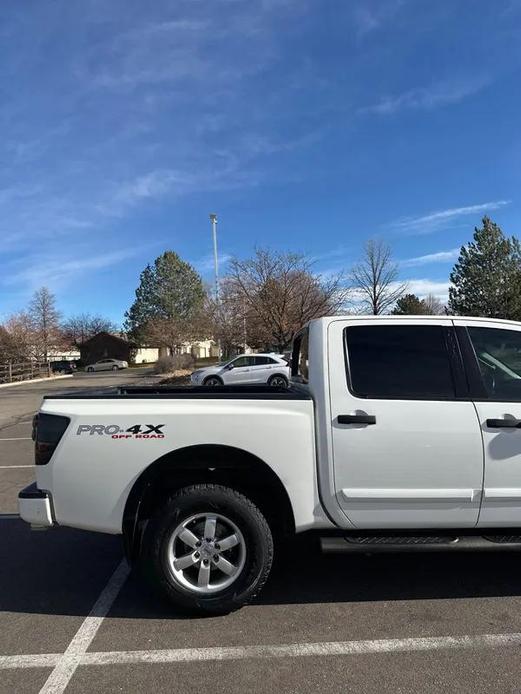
[351, 240, 407, 315]
[422, 293, 445, 315]
[0, 324, 21, 362]
[144, 309, 209, 356]
[206, 280, 247, 358]
[228, 248, 348, 352]
[28, 287, 61, 361]
[4, 312, 38, 360]
[62, 313, 118, 347]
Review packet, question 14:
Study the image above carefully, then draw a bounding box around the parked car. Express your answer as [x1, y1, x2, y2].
[50, 360, 76, 374]
[22, 315, 521, 615]
[190, 353, 290, 387]
[85, 358, 128, 372]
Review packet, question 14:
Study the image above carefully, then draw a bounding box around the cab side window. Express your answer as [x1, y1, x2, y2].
[467, 327, 521, 401]
[345, 325, 455, 399]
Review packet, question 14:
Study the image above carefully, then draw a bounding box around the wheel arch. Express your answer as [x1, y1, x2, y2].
[123, 444, 296, 562]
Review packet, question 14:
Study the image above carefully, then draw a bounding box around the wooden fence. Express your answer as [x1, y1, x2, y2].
[0, 362, 52, 385]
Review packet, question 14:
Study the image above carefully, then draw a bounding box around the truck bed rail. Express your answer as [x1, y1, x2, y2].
[43, 384, 311, 400]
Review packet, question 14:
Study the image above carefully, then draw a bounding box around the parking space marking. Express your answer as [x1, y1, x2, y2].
[0, 464, 33, 468]
[2, 632, 521, 673]
[0, 438, 32, 442]
[39, 559, 130, 694]
[79, 632, 521, 664]
[0, 653, 61, 669]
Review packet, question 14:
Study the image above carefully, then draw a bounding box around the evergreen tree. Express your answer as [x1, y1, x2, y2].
[124, 251, 206, 348]
[392, 293, 427, 315]
[449, 217, 521, 319]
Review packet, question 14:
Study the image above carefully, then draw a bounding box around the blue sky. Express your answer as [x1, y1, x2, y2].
[1, 0, 520, 323]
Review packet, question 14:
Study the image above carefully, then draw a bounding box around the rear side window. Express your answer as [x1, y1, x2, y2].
[345, 325, 455, 399]
[292, 329, 309, 383]
[253, 356, 270, 365]
[467, 327, 521, 401]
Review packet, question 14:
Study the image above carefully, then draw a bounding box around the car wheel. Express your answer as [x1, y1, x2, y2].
[86, 367, 94, 373]
[268, 374, 288, 388]
[141, 484, 274, 615]
[203, 376, 223, 386]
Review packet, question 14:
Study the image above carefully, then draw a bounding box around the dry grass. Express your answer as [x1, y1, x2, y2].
[158, 368, 192, 385]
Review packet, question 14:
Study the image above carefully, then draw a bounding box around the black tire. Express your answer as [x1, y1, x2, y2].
[141, 484, 274, 615]
[268, 374, 288, 388]
[203, 376, 223, 386]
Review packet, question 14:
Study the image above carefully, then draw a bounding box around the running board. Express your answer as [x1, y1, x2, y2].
[321, 535, 521, 553]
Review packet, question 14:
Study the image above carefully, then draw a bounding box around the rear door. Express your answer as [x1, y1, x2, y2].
[248, 356, 272, 383]
[456, 321, 521, 527]
[329, 319, 484, 528]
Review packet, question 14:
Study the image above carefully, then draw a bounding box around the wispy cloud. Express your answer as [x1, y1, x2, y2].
[2, 247, 146, 291]
[101, 164, 262, 219]
[350, 278, 450, 307]
[360, 76, 489, 116]
[353, 0, 406, 36]
[403, 279, 450, 301]
[401, 248, 459, 267]
[392, 200, 511, 234]
[193, 253, 233, 275]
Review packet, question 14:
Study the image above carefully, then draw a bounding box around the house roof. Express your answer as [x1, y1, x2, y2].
[81, 331, 135, 347]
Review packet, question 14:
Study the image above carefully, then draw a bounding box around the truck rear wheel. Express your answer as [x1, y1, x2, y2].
[142, 484, 274, 615]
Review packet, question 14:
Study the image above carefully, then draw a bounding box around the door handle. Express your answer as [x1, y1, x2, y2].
[486, 417, 521, 428]
[338, 414, 376, 425]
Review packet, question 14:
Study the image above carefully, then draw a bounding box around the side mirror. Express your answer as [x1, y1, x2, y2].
[225, 363, 234, 370]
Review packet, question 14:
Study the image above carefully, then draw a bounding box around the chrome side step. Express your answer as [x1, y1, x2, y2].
[321, 535, 521, 553]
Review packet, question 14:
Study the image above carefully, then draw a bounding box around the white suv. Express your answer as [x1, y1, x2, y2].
[190, 353, 290, 387]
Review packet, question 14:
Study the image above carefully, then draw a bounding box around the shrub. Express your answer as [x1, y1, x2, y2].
[154, 353, 195, 374]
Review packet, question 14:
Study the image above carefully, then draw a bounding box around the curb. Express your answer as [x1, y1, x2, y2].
[0, 374, 74, 390]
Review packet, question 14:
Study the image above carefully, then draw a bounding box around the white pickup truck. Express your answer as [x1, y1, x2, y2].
[19, 315, 521, 613]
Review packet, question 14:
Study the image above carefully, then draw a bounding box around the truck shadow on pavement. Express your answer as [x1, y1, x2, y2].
[2, 517, 521, 620]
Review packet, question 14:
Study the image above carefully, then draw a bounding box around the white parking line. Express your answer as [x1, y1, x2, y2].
[39, 559, 130, 694]
[0, 437, 32, 441]
[0, 465, 33, 468]
[1, 631, 521, 673]
[0, 653, 61, 668]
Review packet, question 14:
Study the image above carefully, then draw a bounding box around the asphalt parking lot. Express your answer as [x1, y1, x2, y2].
[2, 373, 521, 693]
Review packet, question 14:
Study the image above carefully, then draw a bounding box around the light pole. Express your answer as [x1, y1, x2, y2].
[209, 213, 219, 302]
[209, 213, 221, 359]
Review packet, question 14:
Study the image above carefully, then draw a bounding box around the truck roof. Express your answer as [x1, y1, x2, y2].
[309, 315, 521, 328]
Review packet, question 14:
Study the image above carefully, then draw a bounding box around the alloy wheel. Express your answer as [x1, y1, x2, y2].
[166, 512, 246, 594]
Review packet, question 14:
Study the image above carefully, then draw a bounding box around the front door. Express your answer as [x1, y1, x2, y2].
[225, 356, 253, 384]
[329, 319, 484, 528]
[458, 321, 521, 527]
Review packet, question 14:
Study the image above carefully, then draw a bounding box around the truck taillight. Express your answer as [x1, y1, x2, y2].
[34, 413, 70, 465]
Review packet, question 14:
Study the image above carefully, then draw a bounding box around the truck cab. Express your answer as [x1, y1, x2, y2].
[296, 316, 521, 531]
